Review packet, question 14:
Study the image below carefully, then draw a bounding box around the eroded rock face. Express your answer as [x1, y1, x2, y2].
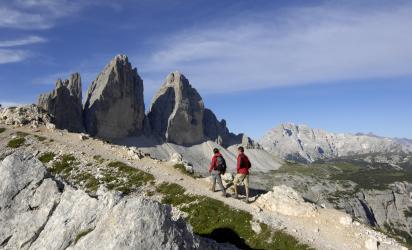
[84, 55, 145, 140]
[0, 153, 232, 250]
[148, 71, 205, 145]
[38, 73, 84, 132]
[148, 72, 243, 146]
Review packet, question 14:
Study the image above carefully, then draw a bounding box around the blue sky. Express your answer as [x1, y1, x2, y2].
[0, 0, 411, 139]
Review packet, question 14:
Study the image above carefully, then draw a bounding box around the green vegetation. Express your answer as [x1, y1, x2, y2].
[0, 127, 5, 133]
[102, 161, 155, 194]
[404, 207, 412, 218]
[93, 155, 105, 164]
[74, 228, 94, 244]
[50, 154, 78, 176]
[7, 137, 25, 148]
[35, 135, 47, 142]
[157, 182, 311, 250]
[15, 131, 29, 137]
[383, 222, 412, 249]
[73, 172, 99, 192]
[173, 163, 194, 177]
[276, 161, 412, 190]
[38, 152, 56, 163]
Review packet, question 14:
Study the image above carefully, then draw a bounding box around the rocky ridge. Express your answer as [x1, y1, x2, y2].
[260, 123, 407, 163]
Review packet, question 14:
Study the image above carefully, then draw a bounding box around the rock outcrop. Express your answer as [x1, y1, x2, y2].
[0, 104, 51, 128]
[84, 55, 145, 140]
[0, 153, 232, 250]
[253, 185, 407, 250]
[38, 73, 84, 132]
[260, 123, 405, 163]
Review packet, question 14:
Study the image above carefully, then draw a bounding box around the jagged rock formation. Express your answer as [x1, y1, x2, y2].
[341, 182, 412, 240]
[38, 73, 84, 132]
[0, 104, 51, 128]
[148, 71, 205, 145]
[0, 153, 233, 250]
[260, 123, 405, 163]
[84, 55, 145, 140]
[148, 71, 242, 146]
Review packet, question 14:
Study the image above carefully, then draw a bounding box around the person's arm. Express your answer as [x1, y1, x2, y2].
[209, 156, 216, 173]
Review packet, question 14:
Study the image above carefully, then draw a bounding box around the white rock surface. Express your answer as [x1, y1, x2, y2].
[255, 185, 318, 217]
[0, 153, 234, 250]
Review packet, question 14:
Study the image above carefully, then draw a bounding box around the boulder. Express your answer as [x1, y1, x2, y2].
[38, 73, 84, 132]
[0, 153, 234, 250]
[84, 55, 145, 139]
[148, 71, 205, 145]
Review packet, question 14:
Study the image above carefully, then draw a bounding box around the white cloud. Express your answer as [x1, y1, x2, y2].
[0, 0, 121, 29]
[140, 2, 412, 93]
[0, 36, 46, 47]
[0, 49, 30, 64]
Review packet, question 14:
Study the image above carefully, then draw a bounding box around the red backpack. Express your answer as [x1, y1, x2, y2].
[240, 155, 251, 169]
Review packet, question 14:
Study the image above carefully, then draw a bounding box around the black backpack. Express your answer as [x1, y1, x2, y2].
[215, 156, 227, 172]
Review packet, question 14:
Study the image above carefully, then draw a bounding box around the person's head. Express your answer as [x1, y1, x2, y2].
[213, 148, 219, 154]
[238, 146, 244, 153]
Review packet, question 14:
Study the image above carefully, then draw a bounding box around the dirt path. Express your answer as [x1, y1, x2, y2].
[1, 125, 406, 250]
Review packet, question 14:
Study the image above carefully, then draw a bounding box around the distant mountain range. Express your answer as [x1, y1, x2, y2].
[259, 123, 411, 163]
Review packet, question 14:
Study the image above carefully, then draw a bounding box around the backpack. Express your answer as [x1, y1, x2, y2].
[240, 155, 251, 169]
[215, 156, 227, 172]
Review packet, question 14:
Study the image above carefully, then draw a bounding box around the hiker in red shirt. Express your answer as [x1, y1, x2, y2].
[231, 146, 251, 203]
[208, 148, 227, 197]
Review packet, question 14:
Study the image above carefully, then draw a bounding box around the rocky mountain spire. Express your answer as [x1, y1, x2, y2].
[83, 55, 145, 139]
[38, 73, 84, 132]
[148, 71, 205, 145]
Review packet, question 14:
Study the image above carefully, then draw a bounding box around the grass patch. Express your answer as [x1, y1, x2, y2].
[15, 131, 29, 137]
[38, 152, 56, 163]
[74, 228, 94, 244]
[0, 127, 5, 133]
[35, 135, 47, 142]
[173, 163, 194, 177]
[157, 182, 311, 250]
[73, 172, 99, 192]
[7, 137, 25, 148]
[101, 161, 155, 194]
[93, 155, 105, 164]
[404, 207, 412, 218]
[50, 154, 78, 176]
